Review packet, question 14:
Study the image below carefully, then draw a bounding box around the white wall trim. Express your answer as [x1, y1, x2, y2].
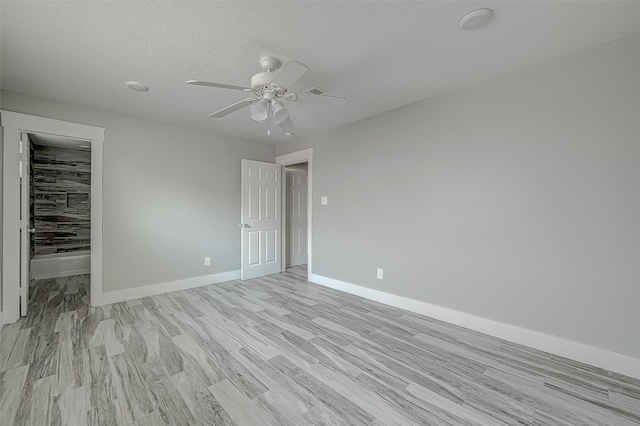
[0, 311, 4, 329]
[95, 270, 241, 306]
[276, 148, 313, 277]
[309, 273, 640, 380]
[1, 110, 105, 323]
[90, 130, 104, 308]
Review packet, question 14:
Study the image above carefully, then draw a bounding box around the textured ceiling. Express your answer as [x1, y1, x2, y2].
[2, 1, 640, 144]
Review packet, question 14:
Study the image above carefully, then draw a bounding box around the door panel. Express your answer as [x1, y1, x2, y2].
[248, 186, 260, 219]
[265, 229, 277, 263]
[241, 159, 282, 279]
[265, 187, 277, 219]
[248, 230, 261, 266]
[298, 227, 308, 256]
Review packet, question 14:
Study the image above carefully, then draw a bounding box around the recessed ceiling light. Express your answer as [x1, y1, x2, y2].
[459, 8, 493, 31]
[125, 81, 149, 92]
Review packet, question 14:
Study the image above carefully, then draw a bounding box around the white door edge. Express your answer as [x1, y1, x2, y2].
[19, 132, 30, 317]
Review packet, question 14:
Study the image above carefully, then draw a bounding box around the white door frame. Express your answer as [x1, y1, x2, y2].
[19, 133, 31, 317]
[284, 167, 309, 268]
[1, 111, 105, 323]
[276, 148, 313, 276]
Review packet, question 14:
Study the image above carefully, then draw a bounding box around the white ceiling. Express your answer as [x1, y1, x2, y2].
[2, 1, 640, 144]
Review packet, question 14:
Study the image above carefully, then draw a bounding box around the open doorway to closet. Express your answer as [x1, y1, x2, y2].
[285, 162, 308, 276]
[26, 133, 92, 315]
[2, 111, 104, 325]
[276, 148, 313, 281]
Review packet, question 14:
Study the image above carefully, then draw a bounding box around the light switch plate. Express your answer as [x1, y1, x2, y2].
[321, 196, 328, 205]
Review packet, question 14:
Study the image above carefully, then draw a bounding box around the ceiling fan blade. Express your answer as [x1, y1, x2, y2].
[278, 116, 296, 136]
[187, 80, 251, 92]
[269, 60, 309, 88]
[210, 97, 259, 118]
[292, 92, 348, 107]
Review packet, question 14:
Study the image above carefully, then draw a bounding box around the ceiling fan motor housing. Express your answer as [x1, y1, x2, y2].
[259, 56, 280, 72]
[251, 71, 275, 93]
[252, 56, 289, 96]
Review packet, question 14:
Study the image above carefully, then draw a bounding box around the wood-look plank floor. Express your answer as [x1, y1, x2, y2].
[1, 267, 639, 425]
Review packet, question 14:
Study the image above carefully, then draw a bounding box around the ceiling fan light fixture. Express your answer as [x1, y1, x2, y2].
[250, 100, 268, 122]
[271, 100, 289, 125]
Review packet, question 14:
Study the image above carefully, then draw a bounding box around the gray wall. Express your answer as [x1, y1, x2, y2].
[277, 35, 640, 358]
[1, 90, 275, 293]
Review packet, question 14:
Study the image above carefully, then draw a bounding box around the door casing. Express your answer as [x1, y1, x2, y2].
[285, 167, 309, 267]
[19, 132, 30, 316]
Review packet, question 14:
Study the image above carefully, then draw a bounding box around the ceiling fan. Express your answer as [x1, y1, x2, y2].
[187, 56, 347, 136]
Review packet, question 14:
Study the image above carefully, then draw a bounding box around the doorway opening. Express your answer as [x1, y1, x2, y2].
[26, 132, 92, 314]
[276, 148, 313, 281]
[2, 111, 105, 324]
[284, 162, 308, 279]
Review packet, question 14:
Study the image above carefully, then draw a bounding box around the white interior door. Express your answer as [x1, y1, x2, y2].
[286, 168, 308, 267]
[241, 159, 282, 280]
[19, 132, 30, 316]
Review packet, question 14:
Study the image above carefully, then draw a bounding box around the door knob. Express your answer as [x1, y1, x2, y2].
[28, 228, 36, 234]
[238, 223, 250, 228]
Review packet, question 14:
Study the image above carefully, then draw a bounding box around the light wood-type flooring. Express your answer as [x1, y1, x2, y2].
[1, 266, 639, 425]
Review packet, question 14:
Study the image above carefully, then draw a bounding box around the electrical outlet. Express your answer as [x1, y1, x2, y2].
[321, 196, 328, 205]
[377, 268, 383, 279]
[204, 257, 211, 266]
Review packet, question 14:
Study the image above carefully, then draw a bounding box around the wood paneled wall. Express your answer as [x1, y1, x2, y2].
[32, 144, 91, 255]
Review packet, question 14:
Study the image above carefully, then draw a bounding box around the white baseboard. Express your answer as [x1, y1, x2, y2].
[309, 273, 640, 380]
[96, 270, 241, 306]
[32, 268, 91, 280]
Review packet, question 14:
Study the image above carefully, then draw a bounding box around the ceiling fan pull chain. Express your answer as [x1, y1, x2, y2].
[267, 100, 272, 136]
